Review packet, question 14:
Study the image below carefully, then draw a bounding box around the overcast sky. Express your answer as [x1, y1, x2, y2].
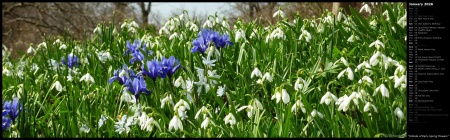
[150, 2, 232, 24]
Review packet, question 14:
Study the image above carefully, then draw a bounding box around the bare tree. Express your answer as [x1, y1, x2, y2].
[2, 2, 139, 59]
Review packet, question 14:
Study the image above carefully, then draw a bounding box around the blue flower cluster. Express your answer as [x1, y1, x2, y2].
[110, 39, 182, 101]
[191, 28, 233, 54]
[109, 64, 138, 85]
[125, 40, 153, 64]
[2, 98, 21, 131]
[61, 53, 79, 68]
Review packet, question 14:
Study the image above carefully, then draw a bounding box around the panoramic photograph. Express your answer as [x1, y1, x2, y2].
[2, 2, 406, 138]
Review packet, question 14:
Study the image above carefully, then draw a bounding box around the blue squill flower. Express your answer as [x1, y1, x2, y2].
[160, 56, 181, 79]
[109, 64, 137, 85]
[211, 32, 233, 49]
[142, 59, 161, 81]
[61, 53, 79, 68]
[123, 76, 151, 101]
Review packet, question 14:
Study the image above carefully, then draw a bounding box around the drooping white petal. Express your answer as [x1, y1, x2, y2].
[281, 89, 290, 104]
[347, 67, 354, 81]
[251, 68, 262, 78]
[394, 107, 404, 119]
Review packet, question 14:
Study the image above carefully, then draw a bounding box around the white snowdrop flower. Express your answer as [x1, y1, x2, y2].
[338, 93, 357, 112]
[281, 89, 290, 104]
[317, 23, 324, 33]
[80, 73, 95, 84]
[237, 105, 254, 118]
[98, 115, 107, 128]
[271, 91, 282, 103]
[169, 115, 183, 131]
[340, 57, 349, 66]
[369, 19, 377, 27]
[291, 99, 306, 114]
[320, 91, 338, 105]
[217, 85, 226, 97]
[224, 113, 236, 126]
[254, 99, 263, 110]
[338, 67, 354, 81]
[397, 13, 407, 28]
[383, 57, 398, 70]
[195, 106, 213, 120]
[299, 29, 312, 42]
[347, 34, 360, 43]
[394, 107, 404, 120]
[222, 20, 229, 29]
[160, 94, 174, 109]
[270, 28, 286, 40]
[59, 44, 67, 50]
[169, 32, 179, 40]
[358, 76, 373, 85]
[256, 79, 263, 85]
[355, 61, 372, 72]
[364, 102, 378, 112]
[360, 4, 371, 14]
[50, 81, 63, 92]
[145, 117, 161, 132]
[37, 42, 47, 50]
[54, 39, 61, 46]
[80, 124, 90, 133]
[93, 26, 102, 34]
[350, 91, 362, 106]
[201, 117, 211, 129]
[130, 21, 139, 28]
[250, 29, 258, 39]
[369, 40, 385, 49]
[158, 26, 167, 35]
[311, 109, 324, 119]
[177, 106, 188, 120]
[369, 51, 382, 66]
[336, 94, 348, 105]
[394, 75, 406, 88]
[251, 67, 262, 78]
[374, 84, 389, 98]
[203, 20, 213, 28]
[128, 27, 137, 34]
[202, 56, 216, 67]
[189, 23, 198, 32]
[337, 11, 346, 21]
[174, 76, 185, 88]
[235, 29, 245, 42]
[323, 15, 334, 25]
[174, 99, 190, 119]
[273, 9, 285, 18]
[27, 46, 36, 54]
[294, 77, 306, 91]
[138, 114, 148, 130]
[114, 115, 132, 134]
[262, 72, 273, 82]
[120, 21, 128, 29]
[121, 91, 136, 104]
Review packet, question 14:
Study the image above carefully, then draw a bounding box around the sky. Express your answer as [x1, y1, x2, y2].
[150, 2, 232, 24]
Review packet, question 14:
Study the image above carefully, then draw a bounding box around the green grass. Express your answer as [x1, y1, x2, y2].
[2, 3, 406, 138]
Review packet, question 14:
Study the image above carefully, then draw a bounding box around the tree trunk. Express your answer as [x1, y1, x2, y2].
[333, 2, 358, 15]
